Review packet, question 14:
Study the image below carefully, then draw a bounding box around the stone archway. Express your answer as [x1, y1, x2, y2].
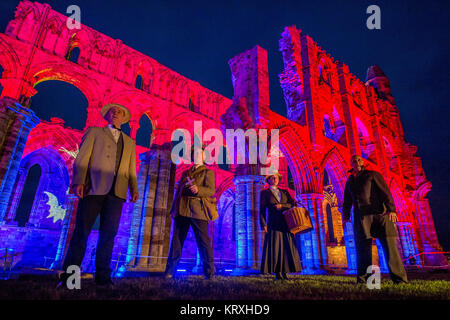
[0, 147, 72, 268]
[5, 147, 70, 228]
[319, 147, 357, 272]
[30, 79, 89, 130]
[214, 187, 236, 271]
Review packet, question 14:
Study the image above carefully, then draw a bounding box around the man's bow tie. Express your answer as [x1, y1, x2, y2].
[113, 126, 122, 131]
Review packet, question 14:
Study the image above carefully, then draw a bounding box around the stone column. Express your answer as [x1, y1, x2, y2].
[375, 239, 389, 273]
[342, 219, 358, 274]
[337, 63, 362, 156]
[0, 97, 39, 221]
[233, 174, 265, 273]
[126, 143, 176, 272]
[297, 193, 327, 274]
[52, 193, 78, 269]
[128, 119, 138, 140]
[414, 197, 446, 266]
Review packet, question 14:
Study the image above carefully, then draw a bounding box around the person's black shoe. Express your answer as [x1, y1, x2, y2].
[95, 277, 114, 287]
[56, 272, 69, 289]
[275, 273, 284, 281]
[281, 273, 289, 280]
[356, 274, 369, 285]
[355, 280, 367, 286]
[205, 274, 214, 280]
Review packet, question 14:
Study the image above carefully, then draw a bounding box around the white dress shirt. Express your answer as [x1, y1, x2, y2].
[107, 124, 121, 143]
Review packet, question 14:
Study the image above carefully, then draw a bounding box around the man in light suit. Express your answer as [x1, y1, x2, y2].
[58, 103, 139, 287]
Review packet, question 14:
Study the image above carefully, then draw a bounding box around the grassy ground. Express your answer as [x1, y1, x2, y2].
[0, 271, 449, 300]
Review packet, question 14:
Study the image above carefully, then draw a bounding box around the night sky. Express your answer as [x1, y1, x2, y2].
[0, 0, 448, 250]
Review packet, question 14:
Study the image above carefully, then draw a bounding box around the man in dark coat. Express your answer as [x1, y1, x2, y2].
[260, 171, 302, 280]
[343, 155, 408, 284]
[164, 145, 216, 279]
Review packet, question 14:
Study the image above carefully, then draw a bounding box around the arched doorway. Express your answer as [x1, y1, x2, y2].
[136, 113, 153, 148]
[214, 187, 236, 271]
[322, 171, 347, 269]
[13, 164, 41, 227]
[31, 80, 88, 130]
[321, 149, 357, 273]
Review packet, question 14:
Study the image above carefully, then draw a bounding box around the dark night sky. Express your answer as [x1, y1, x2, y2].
[0, 0, 449, 250]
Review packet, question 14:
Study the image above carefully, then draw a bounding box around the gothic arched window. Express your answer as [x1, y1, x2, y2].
[0, 65, 4, 95]
[136, 114, 153, 148]
[66, 46, 81, 64]
[135, 74, 143, 90]
[14, 164, 41, 227]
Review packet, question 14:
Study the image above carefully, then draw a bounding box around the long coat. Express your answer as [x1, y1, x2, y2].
[170, 164, 216, 221]
[343, 169, 398, 239]
[259, 187, 302, 273]
[72, 126, 138, 200]
[260, 188, 295, 232]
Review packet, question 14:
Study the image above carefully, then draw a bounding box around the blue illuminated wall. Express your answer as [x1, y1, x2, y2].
[0, 147, 69, 268]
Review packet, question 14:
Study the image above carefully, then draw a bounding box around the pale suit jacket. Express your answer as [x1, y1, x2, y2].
[72, 126, 139, 200]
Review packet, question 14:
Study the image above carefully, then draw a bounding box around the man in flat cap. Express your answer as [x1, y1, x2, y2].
[343, 155, 408, 285]
[164, 144, 216, 280]
[58, 103, 139, 287]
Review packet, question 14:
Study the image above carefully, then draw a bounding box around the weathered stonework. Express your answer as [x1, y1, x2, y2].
[126, 143, 176, 272]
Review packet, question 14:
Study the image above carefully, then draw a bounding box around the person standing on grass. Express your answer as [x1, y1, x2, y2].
[164, 144, 216, 280]
[260, 171, 302, 280]
[343, 154, 408, 285]
[58, 103, 139, 287]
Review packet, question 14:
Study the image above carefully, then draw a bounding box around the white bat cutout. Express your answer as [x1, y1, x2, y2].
[59, 144, 79, 159]
[44, 191, 67, 223]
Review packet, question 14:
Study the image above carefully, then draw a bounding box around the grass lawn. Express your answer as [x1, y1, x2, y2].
[0, 271, 449, 300]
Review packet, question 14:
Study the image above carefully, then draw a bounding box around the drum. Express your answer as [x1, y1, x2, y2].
[283, 207, 313, 234]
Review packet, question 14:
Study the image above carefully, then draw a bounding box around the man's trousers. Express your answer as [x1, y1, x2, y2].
[62, 191, 124, 280]
[165, 215, 214, 277]
[355, 236, 408, 284]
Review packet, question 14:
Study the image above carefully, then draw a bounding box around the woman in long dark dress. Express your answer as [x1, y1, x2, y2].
[260, 171, 302, 280]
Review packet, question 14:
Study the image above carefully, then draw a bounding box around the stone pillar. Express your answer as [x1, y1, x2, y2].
[342, 217, 357, 274]
[397, 223, 410, 259]
[337, 63, 362, 156]
[128, 119, 138, 140]
[233, 174, 265, 273]
[126, 143, 176, 272]
[0, 97, 39, 221]
[228, 45, 270, 128]
[414, 197, 447, 266]
[375, 239, 389, 273]
[152, 128, 170, 146]
[52, 193, 78, 269]
[297, 193, 327, 274]
[339, 203, 357, 274]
